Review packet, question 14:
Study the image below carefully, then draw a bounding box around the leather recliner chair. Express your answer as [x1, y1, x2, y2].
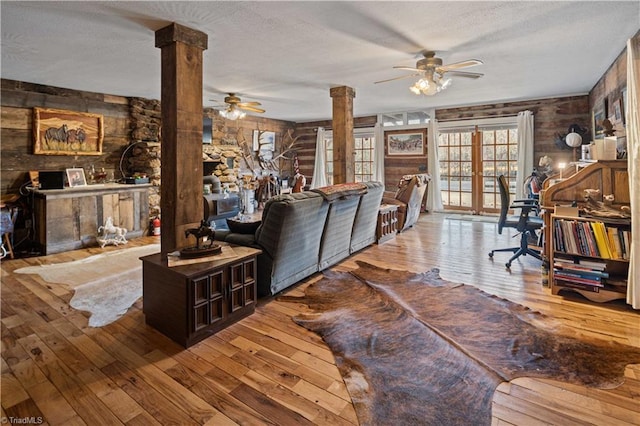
[382, 173, 431, 232]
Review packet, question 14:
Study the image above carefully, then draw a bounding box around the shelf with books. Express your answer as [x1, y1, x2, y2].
[550, 214, 631, 303]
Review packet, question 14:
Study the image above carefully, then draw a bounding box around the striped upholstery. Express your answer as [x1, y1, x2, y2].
[255, 192, 329, 296]
[350, 181, 385, 253]
[219, 182, 384, 297]
[318, 195, 361, 270]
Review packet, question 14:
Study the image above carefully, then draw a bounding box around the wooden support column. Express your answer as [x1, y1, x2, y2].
[155, 23, 208, 256]
[330, 86, 356, 184]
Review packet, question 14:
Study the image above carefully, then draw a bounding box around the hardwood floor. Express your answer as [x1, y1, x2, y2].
[2, 213, 639, 425]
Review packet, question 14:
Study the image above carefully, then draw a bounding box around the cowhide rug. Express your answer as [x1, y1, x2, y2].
[14, 244, 160, 327]
[280, 261, 640, 426]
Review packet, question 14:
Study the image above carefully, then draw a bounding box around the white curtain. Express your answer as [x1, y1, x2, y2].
[426, 118, 443, 211]
[310, 127, 327, 189]
[516, 110, 535, 200]
[373, 122, 385, 184]
[626, 36, 640, 309]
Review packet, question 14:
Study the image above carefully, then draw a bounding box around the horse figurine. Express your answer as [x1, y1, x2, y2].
[97, 217, 128, 248]
[184, 220, 216, 249]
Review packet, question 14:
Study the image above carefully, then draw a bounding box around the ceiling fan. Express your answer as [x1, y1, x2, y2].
[214, 93, 266, 120]
[375, 51, 484, 95]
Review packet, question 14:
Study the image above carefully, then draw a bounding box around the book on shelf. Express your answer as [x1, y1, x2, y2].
[622, 229, 630, 260]
[578, 259, 608, 270]
[553, 271, 604, 287]
[590, 221, 612, 259]
[554, 257, 607, 271]
[553, 263, 609, 278]
[554, 218, 632, 261]
[555, 279, 600, 292]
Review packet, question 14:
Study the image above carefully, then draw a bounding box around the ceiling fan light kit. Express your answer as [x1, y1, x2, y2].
[219, 105, 246, 120]
[214, 93, 265, 120]
[376, 51, 483, 96]
[409, 71, 452, 96]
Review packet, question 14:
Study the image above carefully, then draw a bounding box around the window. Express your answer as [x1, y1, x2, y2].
[324, 128, 376, 185]
[381, 111, 431, 127]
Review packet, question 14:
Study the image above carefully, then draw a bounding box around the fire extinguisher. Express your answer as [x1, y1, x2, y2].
[152, 217, 161, 236]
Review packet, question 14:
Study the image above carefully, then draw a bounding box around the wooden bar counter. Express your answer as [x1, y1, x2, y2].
[31, 183, 151, 254]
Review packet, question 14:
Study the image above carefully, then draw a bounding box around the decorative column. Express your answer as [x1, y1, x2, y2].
[330, 86, 356, 184]
[155, 23, 208, 256]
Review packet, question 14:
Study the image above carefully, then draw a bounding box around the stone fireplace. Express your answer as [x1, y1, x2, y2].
[202, 145, 243, 192]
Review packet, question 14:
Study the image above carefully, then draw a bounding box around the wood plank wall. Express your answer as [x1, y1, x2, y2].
[294, 116, 377, 187]
[293, 96, 591, 190]
[0, 79, 295, 196]
[589, 41, 629, 141]
[1, 80, 131, 194]
[436, 96, 591, 167]
[212, 114, 296, 178]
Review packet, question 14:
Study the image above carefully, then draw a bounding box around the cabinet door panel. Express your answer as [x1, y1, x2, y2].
[243, 259, 257, 307]
[230, 262, 244, 312]
[209, 270, 224, 297]
[193, 277, 208, 305]
[193, 304, 209, 331]
[210, 298, 224, 323]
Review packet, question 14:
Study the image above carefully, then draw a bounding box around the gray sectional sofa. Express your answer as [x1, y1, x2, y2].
[216, 181, 384, 296]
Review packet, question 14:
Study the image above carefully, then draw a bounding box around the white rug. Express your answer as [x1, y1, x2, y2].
[14, 244, 160, 327]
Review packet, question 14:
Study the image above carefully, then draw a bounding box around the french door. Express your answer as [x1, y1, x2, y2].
[438, 125, 518, 214]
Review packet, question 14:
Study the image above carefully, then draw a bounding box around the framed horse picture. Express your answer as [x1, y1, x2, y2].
[33, 107, 104, 155]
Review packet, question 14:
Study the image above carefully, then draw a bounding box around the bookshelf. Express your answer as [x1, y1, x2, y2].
[550, 214, 630, 303]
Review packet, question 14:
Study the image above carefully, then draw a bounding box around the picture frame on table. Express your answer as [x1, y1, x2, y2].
[385, 129, 427, 156]
[66, 168, 87, 187]
[33, 107, 104, 155]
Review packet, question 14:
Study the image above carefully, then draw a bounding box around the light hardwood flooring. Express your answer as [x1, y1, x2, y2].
[1, 213, 639, 425]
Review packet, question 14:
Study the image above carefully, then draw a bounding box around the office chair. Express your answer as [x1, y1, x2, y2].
[488, 175, 543, 269]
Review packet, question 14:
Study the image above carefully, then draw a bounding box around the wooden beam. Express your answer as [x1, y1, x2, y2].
[155, 23, 208, 256]
[330, 86, 355, 184]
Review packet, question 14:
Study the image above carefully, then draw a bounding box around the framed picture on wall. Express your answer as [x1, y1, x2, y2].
[253, 130, 275, 152]
[33, 107, 104, 155]
[592, 106, 606, 139]
[612, 98, 624, 125]
[385, 129, 427, 156]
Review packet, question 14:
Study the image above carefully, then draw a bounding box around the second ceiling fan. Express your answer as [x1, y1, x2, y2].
[376, 51, 484, 95]
[216, 93, 265, 120]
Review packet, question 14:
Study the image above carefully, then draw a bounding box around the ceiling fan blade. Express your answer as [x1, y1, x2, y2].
[392, 66, 423, 72]
[238, 105, 265, 113]
[438, 59, 483, 72]
[238, 101, 262, 107]
[374, 73, 420, 84]
[445, 70, 484, 78]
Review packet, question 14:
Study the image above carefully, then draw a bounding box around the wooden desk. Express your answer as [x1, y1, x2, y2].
[141, 245, 261, 347]
[31, 183, 151, 254]
[540, 160, 629, 263]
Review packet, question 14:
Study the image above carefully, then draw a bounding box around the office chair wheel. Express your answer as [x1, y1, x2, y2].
[488, 252, 494, 258]
[505, 261, 511, 269]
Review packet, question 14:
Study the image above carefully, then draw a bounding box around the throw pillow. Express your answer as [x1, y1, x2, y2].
[226, 218, 261, 234]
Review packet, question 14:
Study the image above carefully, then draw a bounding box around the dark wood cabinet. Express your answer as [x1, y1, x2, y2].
[377, 204, 398, 244]
[141, 245, 261, 347]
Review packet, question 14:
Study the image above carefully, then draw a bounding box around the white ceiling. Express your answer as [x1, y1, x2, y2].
[1, 1, 639, 123]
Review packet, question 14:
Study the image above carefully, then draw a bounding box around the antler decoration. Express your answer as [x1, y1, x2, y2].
[235, 126, 256, 171]
[258, 128, 301, 173]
